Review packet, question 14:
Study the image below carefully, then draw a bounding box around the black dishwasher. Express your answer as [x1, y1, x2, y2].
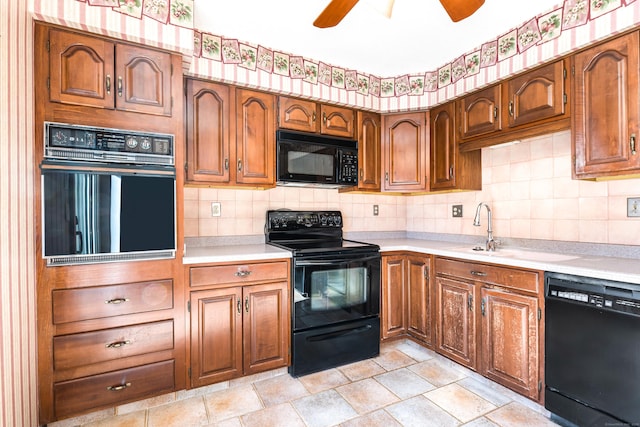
[545, 272, 640, 427]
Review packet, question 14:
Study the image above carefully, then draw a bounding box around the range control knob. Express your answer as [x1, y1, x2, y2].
[333, 215, 342, 226]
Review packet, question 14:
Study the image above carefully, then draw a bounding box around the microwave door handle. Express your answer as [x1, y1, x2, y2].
[75, 230, 83, 254]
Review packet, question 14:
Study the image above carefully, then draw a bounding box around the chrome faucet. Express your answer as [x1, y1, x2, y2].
[473, 202, 496, 252]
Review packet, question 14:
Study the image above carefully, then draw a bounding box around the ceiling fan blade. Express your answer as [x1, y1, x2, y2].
[314, 0, 360, 28]
[439, 0, 485, 22]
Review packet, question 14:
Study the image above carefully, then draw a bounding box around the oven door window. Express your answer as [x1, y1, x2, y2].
[293, 254, 380, 331]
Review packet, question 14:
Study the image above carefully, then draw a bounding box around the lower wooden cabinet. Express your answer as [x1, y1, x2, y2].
[435, 257, 542, 401]
[188, 260, 290, 387]
[381, 253, 432, 345]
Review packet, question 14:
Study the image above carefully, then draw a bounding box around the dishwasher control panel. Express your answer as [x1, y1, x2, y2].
[547, 283, 640, 316]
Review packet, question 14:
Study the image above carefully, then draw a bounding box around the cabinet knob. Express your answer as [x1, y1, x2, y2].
[312, 111, 316, 122]
[237, 160, 242, 171]
[323, 112, 327, 124]
[117, 76, 123, 97]
[245, 296, 250, 313]
[106, 75, 111, 95]
[631, 134, 637, 155]
[237, 298, 242, 314]
[224, 158, 229, 170]
[508, 101, 514, 116]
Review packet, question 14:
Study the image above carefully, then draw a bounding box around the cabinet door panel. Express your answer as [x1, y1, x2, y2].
[481, 288, 539, 400]
[574, 32, 640, 177]
[406, 255, 431, 344]
[321, 105, 355, 137]
[381, 255, 406, 339]
[243, 282, 289, 374]
[49, 29, 114, 109]
[186, 80, 230, 183]
[459, 85, 501, 140]
[430, 103, 456, 191]
[507, 60, 565, 127]
[115, 44, 172, 116]
[278, 97, 318, 132]
[190, 288, 243, 386]
[383, 113, 428, 191]
[236, 89, 276, 185]
[436, 276, 476, 369]
[357, 111, 381, 190]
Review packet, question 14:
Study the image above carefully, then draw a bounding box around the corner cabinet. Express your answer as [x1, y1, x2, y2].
[185, 79, 276, 187]
[573, 31, 640, 179]
[48, 27, 173, 116]
[430, 102, 481, 192]
[382, 112, 429, 192]
[278, 96, 355, 137]
[435, 257, 542, 401]
[187, 260, 290, 387]
[381, 253, 432, 346]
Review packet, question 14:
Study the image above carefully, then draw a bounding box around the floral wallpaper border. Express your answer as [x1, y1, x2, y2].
[74, 0, 194, 28]
[192, 0, 630, 98]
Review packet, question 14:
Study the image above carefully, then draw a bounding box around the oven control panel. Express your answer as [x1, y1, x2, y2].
[267, 210, 343, 230]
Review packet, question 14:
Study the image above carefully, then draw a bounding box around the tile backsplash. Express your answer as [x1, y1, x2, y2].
[184, 130, 640, 246]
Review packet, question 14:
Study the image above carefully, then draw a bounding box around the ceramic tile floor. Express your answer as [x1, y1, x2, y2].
[50, 339, 558, 427]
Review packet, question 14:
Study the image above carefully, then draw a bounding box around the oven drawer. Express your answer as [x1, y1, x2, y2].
[54, 360, 175, 419]
[53, 320, 174, 370]
[436, 258, 539, 293]
[52, 280, 174, 324]
[190, 261, 289, 287]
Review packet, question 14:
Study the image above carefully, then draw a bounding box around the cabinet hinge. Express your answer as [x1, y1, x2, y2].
[171, 63, 174, 76]
[188, 367, 191, 378]
[187, 300, 191, 313]
[538, 381, 542, 392]
[46, 77, 50, 90]
[538, 307, 542, 321]
[571, 65, 575, 76]
[171, 96, 173, 109]
[46, 39, 50, 52]
[563, 94, 567, 105]
[563, 68, 567, 79]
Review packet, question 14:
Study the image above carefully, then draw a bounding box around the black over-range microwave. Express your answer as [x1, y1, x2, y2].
[276, 130, 358, 188]
[41, 122, 176, 266]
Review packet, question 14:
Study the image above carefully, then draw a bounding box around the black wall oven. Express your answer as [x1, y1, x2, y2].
[266, 210, 381, 377]
[41, 122, 176, 266]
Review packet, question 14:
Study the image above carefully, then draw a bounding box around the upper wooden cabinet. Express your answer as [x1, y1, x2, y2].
[185, 79, 275, 187]
[382, 112, 429, 192]
[573, 31, 640, 179]
[458, 59, 569, 151]
[278, 96, 355, 138]
[356, 111, 381, 190]
[430, 102, 481, 192]
[48, 27, 173, 116]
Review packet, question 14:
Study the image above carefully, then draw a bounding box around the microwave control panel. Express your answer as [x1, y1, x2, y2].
[339, 150, 358, 184]
[44, 122, 174, 165]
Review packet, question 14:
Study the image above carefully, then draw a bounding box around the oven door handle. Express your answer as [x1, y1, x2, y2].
[306, 324, 372, 342]
[295, 254, 380, 266]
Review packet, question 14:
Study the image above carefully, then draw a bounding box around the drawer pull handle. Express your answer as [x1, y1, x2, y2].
[470, 271, 487, 277]
[106, 340, 131, 349]
[107, 382, 131, 392]
[105, 298, 129, 305]
[235, 270, 252, 277]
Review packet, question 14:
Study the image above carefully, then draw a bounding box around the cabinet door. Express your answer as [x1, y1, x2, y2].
[506, 60, 565, 128]
[574, 32, 640, 178]
[190, 287, 243, 387]
[185, 80, 231, 183]
[382, 112, 428, 192]
[357, 111, 381, 190]
[278, 96, 318, 132]
[458, 85, 501, 140]
[49, 28, 115, 109]
[115, 43, 172, 116]
[243, 282, 289, 374]
[236, 89, 276, 185]
[436, 276, 476, 369]
[381, 255, 406, 339]
[430, 102, 456, 191]
[320, 105, 355, 137]
[406, 255, 432, 345]
[480, 287, 539, 400]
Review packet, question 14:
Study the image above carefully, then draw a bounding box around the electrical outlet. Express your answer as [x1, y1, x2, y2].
[373, 205, 379, 216]
[452, 204, 463, 217]
[627, 198, 640, 217]
[211, 202, 221, 217]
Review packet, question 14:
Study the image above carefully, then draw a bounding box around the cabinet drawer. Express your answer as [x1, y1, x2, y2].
[53, 320, 174, 370]
[54, 359, 175, 419]
[436, 258, 539, 294]
[190, 261, 288, 287]
[52, 280, 173, 324]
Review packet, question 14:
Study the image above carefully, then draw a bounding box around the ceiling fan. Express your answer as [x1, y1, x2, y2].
[313, 0, 485, 28]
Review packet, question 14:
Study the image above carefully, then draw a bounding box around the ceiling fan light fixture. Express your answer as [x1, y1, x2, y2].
[439, 0, 485, 22]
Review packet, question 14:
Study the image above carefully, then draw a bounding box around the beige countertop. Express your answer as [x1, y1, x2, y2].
[183, 238, 640, 285]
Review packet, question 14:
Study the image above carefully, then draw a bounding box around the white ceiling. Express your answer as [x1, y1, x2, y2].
[194, 0, 563, 77]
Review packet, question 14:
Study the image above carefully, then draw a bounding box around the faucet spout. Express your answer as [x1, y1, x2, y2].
[473, 203, 496, 251]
